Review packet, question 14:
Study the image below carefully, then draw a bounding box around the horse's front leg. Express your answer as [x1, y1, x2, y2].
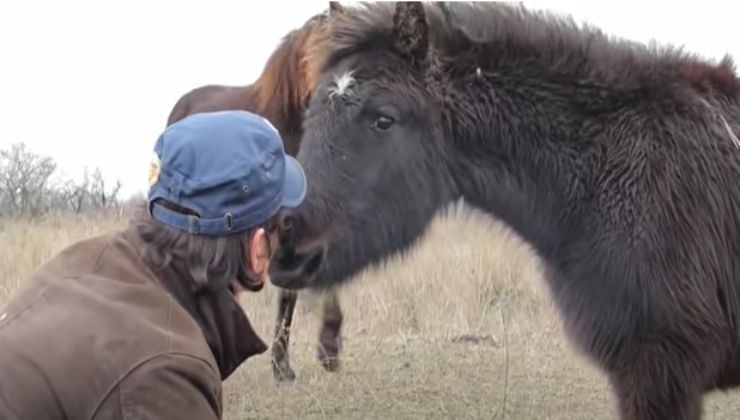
[316, 287, 343, 372]
[608, 345, 706, 420]
[272, 288, 299, 382]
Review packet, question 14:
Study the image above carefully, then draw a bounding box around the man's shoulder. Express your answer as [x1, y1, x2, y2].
[0, 228, 223, 420]
[43, 231, 118, 274]
[4, 231, 120, 308]
[122, 352, 221, 389]
[0, 302, 220, 419]
[0, 231, 120, 341]
[95, 352, 223, 420]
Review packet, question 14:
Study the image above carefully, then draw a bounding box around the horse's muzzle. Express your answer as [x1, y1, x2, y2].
[268, 208, 321, 288]
[269, 244, 325, 289]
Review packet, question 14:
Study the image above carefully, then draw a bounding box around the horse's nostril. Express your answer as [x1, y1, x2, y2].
[276, 211, 299, 249]
[277, 209, 296, 231]
[282, 215, 294, 232]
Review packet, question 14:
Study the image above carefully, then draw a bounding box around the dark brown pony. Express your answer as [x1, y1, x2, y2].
[271, 2, 740, 419]
[166, 4, 342, 382]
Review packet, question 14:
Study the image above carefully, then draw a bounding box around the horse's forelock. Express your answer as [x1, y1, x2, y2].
[316, 3, 397, 72]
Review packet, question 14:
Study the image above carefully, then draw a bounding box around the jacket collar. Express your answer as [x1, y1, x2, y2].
[122, 227, 268, 380]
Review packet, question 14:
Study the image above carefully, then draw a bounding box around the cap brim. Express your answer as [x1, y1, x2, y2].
[280, 155, 307, 208]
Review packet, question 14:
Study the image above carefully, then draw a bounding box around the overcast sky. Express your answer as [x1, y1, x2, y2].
[1, 1, 738, 197]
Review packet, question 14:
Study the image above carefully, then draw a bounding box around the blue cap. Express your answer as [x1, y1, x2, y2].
[147, 110, 307, 236]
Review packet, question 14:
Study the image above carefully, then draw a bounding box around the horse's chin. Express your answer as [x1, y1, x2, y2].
[269, 245, 325, 290]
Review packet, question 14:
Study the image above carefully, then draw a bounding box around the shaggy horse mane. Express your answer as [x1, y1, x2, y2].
[313, 2, 739, 98]
[253, 11, 331, 121]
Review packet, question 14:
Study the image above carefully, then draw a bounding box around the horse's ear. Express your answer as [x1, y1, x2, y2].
[392, 1, 429, 64]
[329, 2, 345, 15]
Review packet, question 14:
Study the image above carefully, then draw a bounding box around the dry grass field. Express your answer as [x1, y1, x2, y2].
[2, 211, 740, 419]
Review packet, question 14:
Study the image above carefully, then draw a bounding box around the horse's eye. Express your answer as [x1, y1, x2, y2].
[372, 115, 395, 131]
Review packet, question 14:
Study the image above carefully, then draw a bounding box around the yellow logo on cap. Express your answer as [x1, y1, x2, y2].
[148, 152, 161, 187]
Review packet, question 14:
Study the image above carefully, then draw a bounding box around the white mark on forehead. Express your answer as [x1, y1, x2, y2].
[327, 70, 356, 100]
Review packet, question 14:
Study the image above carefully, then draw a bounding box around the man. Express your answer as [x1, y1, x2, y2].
[0, 110, 307, 419]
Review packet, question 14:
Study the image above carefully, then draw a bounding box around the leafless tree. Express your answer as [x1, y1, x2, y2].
[88, 167, 122, 210]
[0, 142, 125, 219]
[0, 142, 57, 217]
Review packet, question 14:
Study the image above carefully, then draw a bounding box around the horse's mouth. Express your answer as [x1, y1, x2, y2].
[269, 245, 325, 289]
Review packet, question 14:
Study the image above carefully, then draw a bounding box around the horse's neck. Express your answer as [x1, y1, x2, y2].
[445, 78, 580, 259]
[235, 84, 283, 127]
[240, 84, 262, 110]
[243, 84, 303, 157]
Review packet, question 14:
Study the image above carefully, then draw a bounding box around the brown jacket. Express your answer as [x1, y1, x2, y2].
[0, 226, 267, 419]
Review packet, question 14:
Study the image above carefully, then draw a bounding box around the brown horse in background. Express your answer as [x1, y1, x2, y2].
[166, 4, 342, 382]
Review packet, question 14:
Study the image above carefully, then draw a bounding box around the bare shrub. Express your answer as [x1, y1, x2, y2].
[0, 142, 125, 219]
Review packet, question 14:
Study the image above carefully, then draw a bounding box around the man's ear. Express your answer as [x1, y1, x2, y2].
[248, 228, 270, 275]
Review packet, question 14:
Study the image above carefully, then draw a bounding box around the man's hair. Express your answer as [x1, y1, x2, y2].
[130, 199, 276, 292]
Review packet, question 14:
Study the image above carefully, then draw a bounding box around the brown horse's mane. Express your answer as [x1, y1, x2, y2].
[165, 9, 333, 149]
[251, 12, 331, 133]
[319, 2, 739, 98]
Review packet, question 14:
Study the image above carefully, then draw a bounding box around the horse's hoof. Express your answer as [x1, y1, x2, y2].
[319, 356, 340, 372]
[316, 346, 341, 372]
